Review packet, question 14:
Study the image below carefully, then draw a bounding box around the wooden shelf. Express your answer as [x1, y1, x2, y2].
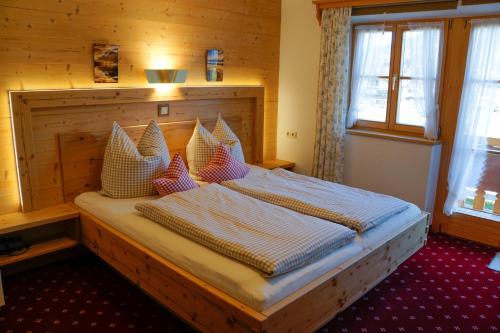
[255, 159, 295, 170]
[0, 203, 79, 236]
[0, 237, 79, 267]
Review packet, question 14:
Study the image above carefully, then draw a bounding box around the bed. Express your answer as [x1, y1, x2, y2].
[9, 87, 429, 333]
[75, 188, 423, 311]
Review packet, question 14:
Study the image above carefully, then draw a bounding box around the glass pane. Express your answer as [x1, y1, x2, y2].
[486, 83, 500, 139]
[468, 24, 500, 81]
[396, 79, 427, 127]
[401, 29, 441, 78]
[397, 27, 442, 127]
[357, 78, 389, 122]
[352, 28, 392, 123]
[355, 29, 393, 77]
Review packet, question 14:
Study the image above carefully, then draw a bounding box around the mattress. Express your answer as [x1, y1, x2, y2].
[75, 190, 422, 311]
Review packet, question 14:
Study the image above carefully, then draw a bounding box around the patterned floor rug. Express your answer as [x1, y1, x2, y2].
[1, 233, 498, 333]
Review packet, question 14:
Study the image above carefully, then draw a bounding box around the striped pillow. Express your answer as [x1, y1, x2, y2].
[101, 121, 170, 198]
[198, 144, 250, 183]
[212, 114, 245, 162]
[153, 154, 198, 196]
[186, 118, 220, 179]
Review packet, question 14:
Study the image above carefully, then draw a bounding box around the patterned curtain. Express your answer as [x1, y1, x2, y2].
[312, 7, 351, 183]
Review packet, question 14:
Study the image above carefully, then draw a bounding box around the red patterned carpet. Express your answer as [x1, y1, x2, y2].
[1, 233, 498, 333]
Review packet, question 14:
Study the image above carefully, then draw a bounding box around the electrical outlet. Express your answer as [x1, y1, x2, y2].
[286, 130, 298, 139]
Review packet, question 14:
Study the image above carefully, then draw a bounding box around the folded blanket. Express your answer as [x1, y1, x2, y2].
[223, 168, 410, 233]
[135, 184, 355, 277]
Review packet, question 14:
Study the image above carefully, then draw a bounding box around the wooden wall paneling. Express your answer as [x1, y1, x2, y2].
[58, 133, 107, 202]
[10, 86, 264, 212]
[0, 110, 20, 213]
[0, 0, 280, 214]
[8, 93, 34, 211]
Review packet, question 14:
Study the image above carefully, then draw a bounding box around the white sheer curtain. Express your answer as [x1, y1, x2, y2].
[347, 25, 386, 128]
[444, 20, 500, 215]
[405, 23, 444, 139]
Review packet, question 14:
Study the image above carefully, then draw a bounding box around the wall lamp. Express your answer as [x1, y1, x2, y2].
[144, 69, 188, 84]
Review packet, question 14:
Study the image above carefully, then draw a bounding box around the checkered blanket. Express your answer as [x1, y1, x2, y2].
[223, 168, 410, 233]
[135, 184, 356, 277]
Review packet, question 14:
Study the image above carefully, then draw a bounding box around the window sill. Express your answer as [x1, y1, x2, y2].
[346, 129, 442, 146]
[455, 207, 500, 223]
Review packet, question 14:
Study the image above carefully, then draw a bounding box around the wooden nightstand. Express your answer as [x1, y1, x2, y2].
[0, 204, 80, 268]
[256, 159, 295, 170]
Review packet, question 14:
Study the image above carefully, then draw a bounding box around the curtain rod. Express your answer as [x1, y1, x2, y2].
[313, 0, 462, 24]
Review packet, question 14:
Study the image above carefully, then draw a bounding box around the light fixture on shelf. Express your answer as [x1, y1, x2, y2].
[144, 69, 188, 83]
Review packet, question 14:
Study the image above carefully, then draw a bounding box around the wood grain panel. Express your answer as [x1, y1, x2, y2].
[0, 0, 280, 214]
[10, 86, 264, 212]
[58, 115, 250, 203]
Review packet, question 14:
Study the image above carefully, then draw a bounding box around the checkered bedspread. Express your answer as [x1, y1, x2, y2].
[135, 184, 355, 277]
[223, 168, 411, 233]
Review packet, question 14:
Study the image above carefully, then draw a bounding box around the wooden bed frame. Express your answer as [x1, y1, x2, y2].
[10, 87, 429, 333]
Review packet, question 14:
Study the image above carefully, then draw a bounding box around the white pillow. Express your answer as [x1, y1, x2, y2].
[212, 114, 245, 163]
[186, 119, 219, 178]
[100, 121, 170, 198]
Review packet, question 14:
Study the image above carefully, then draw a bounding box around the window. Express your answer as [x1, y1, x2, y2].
[347, 21, 446, 138]
[444, 20, 500, 217]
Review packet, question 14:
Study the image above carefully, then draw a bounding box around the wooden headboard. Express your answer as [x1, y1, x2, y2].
[10, 86, 264, 212]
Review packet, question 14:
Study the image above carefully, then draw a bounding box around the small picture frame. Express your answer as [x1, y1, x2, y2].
[206, 49, 224, 82]
[93, 44, 119, 83]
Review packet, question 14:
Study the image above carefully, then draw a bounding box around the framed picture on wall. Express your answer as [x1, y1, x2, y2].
[206, 49, 224, 82]
[93, 44, 119, 83]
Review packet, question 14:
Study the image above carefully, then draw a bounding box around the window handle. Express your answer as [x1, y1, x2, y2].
[392, 75, 399, 90]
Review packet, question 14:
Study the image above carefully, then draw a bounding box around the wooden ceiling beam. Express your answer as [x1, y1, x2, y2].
[313, 0, 460, 23]
[313, 0, 427, 10]
[461, 0, 500, 4]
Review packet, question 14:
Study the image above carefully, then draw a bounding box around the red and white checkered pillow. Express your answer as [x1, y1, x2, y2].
[101, 121, 170, 198]
[198, 144, 250, 183]
[153, 154, 199, 196]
